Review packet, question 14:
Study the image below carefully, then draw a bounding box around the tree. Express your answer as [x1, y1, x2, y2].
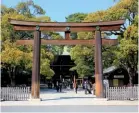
[65, 13, 89, 75]
[104, 0, 138, 37]
[108, 0, 138, 85]
[1, 12, 29, 41]
[1, 5, 16, 16]
[40, 48, 55, 79]
[70, 11, 109, 77]
[48, 32, 64, 55]
[70, 45, 94, 77]
[69, 0, 138, 82]
[15, 0, 45, 17]
[66, 13, 88, 39]
[66, 13, 88, 22]
[1, 2, 57, 85]
[102, 46, 117, 68]
[113, 20, 138, 85]
[1, 40, 32, 86]
[78, 10, 107, 40]
[1, 1, 50, 42]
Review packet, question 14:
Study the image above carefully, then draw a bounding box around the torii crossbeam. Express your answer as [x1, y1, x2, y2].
[9, 19, 124, 100]
[16, 39, 118, 46]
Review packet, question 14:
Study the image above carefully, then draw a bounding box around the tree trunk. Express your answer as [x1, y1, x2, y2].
[127, 68, 133, 86]
[11, 79, 15, 86]
[8, 67, 16, 86]
[8, 67, 12, 86]
[12, 67, 16, 86]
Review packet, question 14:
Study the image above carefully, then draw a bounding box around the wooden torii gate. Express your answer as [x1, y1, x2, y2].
[9, 19, 124, 100]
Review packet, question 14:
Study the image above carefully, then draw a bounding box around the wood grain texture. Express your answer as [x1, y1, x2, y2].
[16, 39, 118, 46]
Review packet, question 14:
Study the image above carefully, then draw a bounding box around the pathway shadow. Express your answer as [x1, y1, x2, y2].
[42, 96, 95, 101]
[41, 91, 67, 94]
[40, 88, 86, 94]
[40, 89, 68, 94]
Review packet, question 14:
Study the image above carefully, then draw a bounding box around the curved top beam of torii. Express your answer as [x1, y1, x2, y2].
[9, 19, 125, 32]
[9, 19, 125, 46]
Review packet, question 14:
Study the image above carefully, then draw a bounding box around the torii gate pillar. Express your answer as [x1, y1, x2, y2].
[31, 26, 41, 100]
[95, 27, 104, 98]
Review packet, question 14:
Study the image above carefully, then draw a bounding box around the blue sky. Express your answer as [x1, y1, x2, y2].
[2, 0, 116, 22]
[2, 0, 118, 38]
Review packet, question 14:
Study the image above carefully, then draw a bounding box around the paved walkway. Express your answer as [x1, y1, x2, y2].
[1, 89, 138, 106]
[2, 105, 138, 112]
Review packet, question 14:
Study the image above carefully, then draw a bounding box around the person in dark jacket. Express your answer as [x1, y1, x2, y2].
[59, 81, 62, 92]
[87, 81, 92, 94]
[75, 83, 78, 94]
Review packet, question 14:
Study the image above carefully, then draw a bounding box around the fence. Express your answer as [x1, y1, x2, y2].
[1, 87, 30, 101]
[106, 86, 138, 100]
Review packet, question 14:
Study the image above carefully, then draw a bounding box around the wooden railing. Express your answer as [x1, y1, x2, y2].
[106, 86, 138, 100]
[1, 87, 30, 101]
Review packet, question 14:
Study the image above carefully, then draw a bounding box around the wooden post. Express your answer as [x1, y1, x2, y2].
[31, 26, 41, 100]
[95, 26, 104, 98]
[65, 31, 70, 40]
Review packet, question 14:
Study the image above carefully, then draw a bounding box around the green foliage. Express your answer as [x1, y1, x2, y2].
[113, 25, 138, 68]
[69, 0, 138, 81]
[48, 32, 64, 55]
[1, 40, 33, 86]
[108, 0, 137, 21]
[113, 23, 138, 85]
[65, 13, 88, 61]
[1, 0, 138, 84]
[1, 5, 51, 41]
[40, 49, 54, 79]
[1, 12, 29, 41]
[132, 15, 138, 26]
[69, 11, 110, 77]
[102, 46, 117, 68]
[78, 11, 106, 39]
[15, 0, 45, 17]
[1, 40, 24, 67]
[70, 45, 94, 77]
[1, 40, 33, 69]
[1, 1, 60, 84]
[66, 13, 88, 39]
[66, 13, 88, 22]
[30, 16, 51, 22]
[84, 11, 106, 22]
[1, 5, 16, 15]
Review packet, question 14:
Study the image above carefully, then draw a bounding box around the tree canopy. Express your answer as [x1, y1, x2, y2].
[1, 1, 64, 85]
[69, 0, 138, 85]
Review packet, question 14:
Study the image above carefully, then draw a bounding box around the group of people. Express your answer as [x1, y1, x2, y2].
[84, 80, 92, 94]
[56, 81, 62, 92]
[75, 80, 92, 94]
[55, 80, 93, 94]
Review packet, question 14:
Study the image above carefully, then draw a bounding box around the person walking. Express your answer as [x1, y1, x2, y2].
[87, 81, 92, 94]
[75, 82, 78, 94]
[59, 81, 62, 92]
[84, 81, 87, 94]
[93, 83, 96, 95]
[56, 81, 59, 92]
